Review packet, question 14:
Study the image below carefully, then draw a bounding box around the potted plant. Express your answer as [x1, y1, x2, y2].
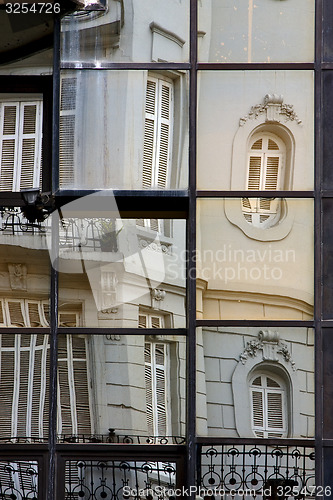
[99, 218, 122, 252]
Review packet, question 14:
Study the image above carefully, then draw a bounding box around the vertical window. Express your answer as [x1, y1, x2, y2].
[242, 132, 285, 228]
[144, 341, 170, 436]
[143, 76, 173, 189]
[0, 100, 43, 191]
[57, 335, 92, 437]
[0, 334, 49, 441]
[250, 373, 287, 438]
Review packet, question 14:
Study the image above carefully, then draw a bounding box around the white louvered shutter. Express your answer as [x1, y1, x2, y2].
[57, 334, 92, 437]
[144, 341, 170, 436]
[0, 100, 42, 191]
[250, 374, 287, 438]
[243, 133, 284, 227]
[143, 77, 173, 189]
[59, 77, 77, 187]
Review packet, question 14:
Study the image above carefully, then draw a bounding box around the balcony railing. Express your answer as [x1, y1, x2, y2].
[59, 433, 186, 445]
[198, 440, 315, 499]
[65, 459, 177, 500]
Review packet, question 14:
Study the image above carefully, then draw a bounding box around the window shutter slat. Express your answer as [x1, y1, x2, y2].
[264, 156, 280, 190]
[0, 349, 15, 435]
[20, 138, 36, 189]
[252, 390, 264, 428]
[0, 139, 15, 190]
[267, 392, 284, 430]
[142, 119, 155, 188]
[156, 366, 167, 435]
[7, 301, 25, 327]
[143, 78, 172, 189]
[3, 105, 17, 135]
[247, 156, 262, 190]
[59, 77, 77, 188]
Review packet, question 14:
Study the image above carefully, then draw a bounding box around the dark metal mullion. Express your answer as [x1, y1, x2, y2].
[60, 63, 191, 70]
[48, 14, 61, 500]
[196, 320, 315, 328]
[56, 328, 187, 336]
[315, 0, 324, 487]
[187, 0, 197, 494]
[196, 63, 315, 71]
[196, 190, 315, 198]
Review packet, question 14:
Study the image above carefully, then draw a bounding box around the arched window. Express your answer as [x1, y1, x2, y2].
[250, 372, 288, 438]
[242, 132, 286, 228]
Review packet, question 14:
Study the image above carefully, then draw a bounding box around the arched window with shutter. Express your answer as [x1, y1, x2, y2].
[0, 99, 43, 191]
[242, 132, 286, 228]
[142, 75, 173, 189]
[250, 372, 288, 438]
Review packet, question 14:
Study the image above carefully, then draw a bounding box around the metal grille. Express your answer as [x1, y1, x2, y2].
[65, 460, 176, 500]
[198, 443, 315, 499]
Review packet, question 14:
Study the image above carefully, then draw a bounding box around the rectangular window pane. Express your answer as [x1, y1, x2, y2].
[61, 1, 189, 63]
[197, 199, 314, 320]
[57, 334, 186, 442]
[197, 71, 314, 191]
[196, 327, 314, 439]
[198, 0, 314, 63]
[59, 70, 188, 190]
[58, 213, 186, 328]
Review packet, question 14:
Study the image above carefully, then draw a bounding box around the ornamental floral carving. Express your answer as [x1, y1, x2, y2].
[239, 94, 302, 126]
[240, 330, 296, 370]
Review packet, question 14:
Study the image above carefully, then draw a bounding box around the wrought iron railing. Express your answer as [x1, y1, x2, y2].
[198, 440, 315, 499]
[0, 207, 47, 235]
[0, 461, 38, 500]
[58, 433, 186, 445]
[65, 460, 177, 500]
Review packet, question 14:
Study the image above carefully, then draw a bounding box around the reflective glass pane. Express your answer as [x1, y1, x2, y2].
[198, 0, 314, 63]
[57, 334, 186, 442]
[0, 211, 51, 325]
[61, 0, 189, 63]
[0, 461, 38, 498]
[197, 71, 314, 191]
[59, 70, 189, 190]
[197, 327, 315, 439]
[0, 334, 49, 443]
[197, 199, 314, 320]
[57, 206, 186, 327]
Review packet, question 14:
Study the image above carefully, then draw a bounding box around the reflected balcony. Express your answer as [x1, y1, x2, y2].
[198, 440, 315, 499]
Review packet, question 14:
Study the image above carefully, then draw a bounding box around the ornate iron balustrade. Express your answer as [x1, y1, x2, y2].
[0, 208, 120, 252]
[0, 436, 47, 444]
[0, 207, 47, 235]
[0, 461, 38, 500]
[198, 441, 315, 499]
[58, 433, 186, 445]
[65, 460, 177, 500]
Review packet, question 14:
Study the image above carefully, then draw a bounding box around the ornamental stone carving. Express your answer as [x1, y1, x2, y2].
[240, 329, 296, 370]
[8, 264, 27, 291]
[239, 94, 302, 127]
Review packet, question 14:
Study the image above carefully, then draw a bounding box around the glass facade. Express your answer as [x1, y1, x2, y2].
[1, 0, 333, 497]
